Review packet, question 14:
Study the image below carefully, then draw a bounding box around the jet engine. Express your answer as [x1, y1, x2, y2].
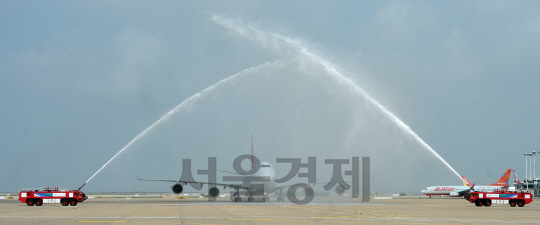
[208, 187, 220, 198]
[171, 183, 183, 194]
[449, 192, 460, 197]
[335, 184, 346, 196]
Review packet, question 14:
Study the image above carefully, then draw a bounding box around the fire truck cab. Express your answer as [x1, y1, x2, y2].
[19, 187, 87, 206]
[467, 190, 532, 207]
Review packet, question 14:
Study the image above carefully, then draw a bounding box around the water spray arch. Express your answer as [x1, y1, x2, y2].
[83, 16, 462, 193]
[212, 15, 462, 180]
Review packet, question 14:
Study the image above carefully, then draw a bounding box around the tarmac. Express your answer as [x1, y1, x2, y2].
[1, 195, 540, 225]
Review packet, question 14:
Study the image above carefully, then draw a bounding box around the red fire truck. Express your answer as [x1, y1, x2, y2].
[467, 190, 532, 207]
[19, 187, 87, 206]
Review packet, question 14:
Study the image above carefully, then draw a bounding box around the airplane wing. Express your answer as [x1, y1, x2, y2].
[135, 177, 177, 183]
[456, 183, 476, 197]
[136, 175, 247, 190]
[457, 188, 472, 196]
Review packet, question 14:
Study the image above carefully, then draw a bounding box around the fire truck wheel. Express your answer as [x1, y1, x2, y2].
[509, 200, 516, 207]
[26, 199, 34, 206]
[483, 199, 491, 207]
[475, 200, 483, 207]
[70, 199, 78, 206]
[517, 200, 525, 207]
[35, 199, 43, 206]
[61, 199, 69, 206]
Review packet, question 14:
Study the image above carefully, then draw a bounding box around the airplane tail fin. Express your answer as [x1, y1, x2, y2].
[489, 169, 511, 186]
[462, 176, 473, 187]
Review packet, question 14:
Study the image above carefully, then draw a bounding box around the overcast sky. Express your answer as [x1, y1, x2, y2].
[2, 1, 540, 194]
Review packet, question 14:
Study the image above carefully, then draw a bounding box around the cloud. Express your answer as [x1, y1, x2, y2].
[372, 1, 439, 44]
[106, 26, 166, 97]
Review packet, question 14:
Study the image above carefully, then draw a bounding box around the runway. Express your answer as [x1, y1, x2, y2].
[1, 196, 540, 224]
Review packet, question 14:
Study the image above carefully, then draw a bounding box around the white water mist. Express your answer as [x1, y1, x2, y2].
[212, 15, 463, 181]
[84, 61, 284, 185]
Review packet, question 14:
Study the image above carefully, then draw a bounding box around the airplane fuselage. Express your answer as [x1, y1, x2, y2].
[421, 169, 512, 197]
[421, 185, 506, 197]
[249, 161, 277, 194]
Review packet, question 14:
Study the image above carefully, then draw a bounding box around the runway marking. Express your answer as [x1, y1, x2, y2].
[228, 218, 275, 221]
[132, 222, 184, 225]
[78, 221, 128, 223]
[77, 222, 187, 225]
[268, 219, 325, 223]
[133, 222, 184, 225]
[184, 223, 221, 225]
[296, 204, 415, 220]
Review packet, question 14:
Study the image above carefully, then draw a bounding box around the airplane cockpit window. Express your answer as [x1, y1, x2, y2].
[261, 165, 270, 167]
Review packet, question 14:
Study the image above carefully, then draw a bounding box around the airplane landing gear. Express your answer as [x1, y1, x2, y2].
[277, 188, 285, 202]
[231, 189, 242, 202]
[229, 189, 272, 203]
[261, 194, 269, 202]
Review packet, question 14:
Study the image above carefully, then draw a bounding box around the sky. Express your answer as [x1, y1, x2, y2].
[1, 1, 540, 194]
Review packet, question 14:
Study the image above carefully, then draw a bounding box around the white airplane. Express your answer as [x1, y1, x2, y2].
[137, 137, 304, 202]
[137, 136, 357, 202]
[137, 159, 285, 202]
[421, 169, 511, 198]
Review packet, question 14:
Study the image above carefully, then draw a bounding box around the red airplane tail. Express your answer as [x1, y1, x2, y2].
[461, 176, 473, 187]
[489, 169, 511, 186]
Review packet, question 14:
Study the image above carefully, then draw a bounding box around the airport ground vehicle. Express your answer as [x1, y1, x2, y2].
[467, 190, 532, 207]
[19, 187, 87, 206]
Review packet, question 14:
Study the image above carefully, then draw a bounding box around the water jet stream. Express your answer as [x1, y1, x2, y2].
[212, 15, 463, 181]
[83, 61, 284, 186]
[84, 16, 463, 189]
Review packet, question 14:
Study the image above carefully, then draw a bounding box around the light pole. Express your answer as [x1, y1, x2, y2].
[525, 153, 528, 183]
[530, 153, 533, 181]
[533, 151, 537, 180]
[532, 151, 538, 197]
